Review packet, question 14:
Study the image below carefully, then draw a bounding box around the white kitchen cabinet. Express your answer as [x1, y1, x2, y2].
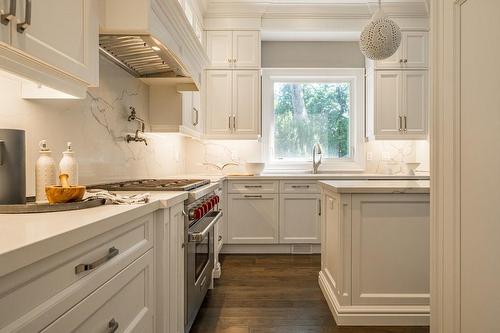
[320, 191, 351, 306]
[206, 30, 232, 68]
[279, 194, 321, 244]
[41, 251, 154, 333]
[350, 194, 430, 306]
[368, 70, 428, 140]
[0, 0, 98, 98]
[375, 31, 428, 69]
[206, 70, 261, 139]
[206, 30, 260, 69]
[155, 204, 185, 333]
[227, 193, 279, 244]
[181, 91, 204, 137]
[206, 70, 233, 136]
[232, 31, 260, 68]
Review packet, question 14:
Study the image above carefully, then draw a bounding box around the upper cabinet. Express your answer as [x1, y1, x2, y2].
[366, 30, 429, 140]
[205, 70, 261, 139]
[375, 31, 428, 69]
[0, 0, 98, 98]
[206, 30, 261, 69]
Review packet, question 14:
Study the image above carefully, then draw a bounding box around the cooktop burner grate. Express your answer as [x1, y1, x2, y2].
[87, 179, 211, 192]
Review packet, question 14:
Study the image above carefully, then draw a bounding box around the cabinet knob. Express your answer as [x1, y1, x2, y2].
[108, 318, 119, 333]
[404, 59, 408, 63]
[0, 0, 16, 25]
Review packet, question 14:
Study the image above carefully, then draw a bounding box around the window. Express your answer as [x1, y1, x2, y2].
[262, 68, 365, 171]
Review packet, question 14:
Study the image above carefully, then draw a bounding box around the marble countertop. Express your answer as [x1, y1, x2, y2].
[0, 191, 187, 277]
[319, 180, 430, 194]
[178, 173, 429, 181]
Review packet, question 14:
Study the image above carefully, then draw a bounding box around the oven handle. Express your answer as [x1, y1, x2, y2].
[188, 211, 223, 242]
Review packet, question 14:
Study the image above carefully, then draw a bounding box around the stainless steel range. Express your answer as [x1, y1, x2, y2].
[88, 178, 221, 332]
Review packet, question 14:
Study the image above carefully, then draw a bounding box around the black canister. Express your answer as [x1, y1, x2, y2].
[0, 129, 26, 204]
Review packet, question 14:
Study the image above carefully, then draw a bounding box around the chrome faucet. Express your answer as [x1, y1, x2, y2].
[312, 143, 322, 174]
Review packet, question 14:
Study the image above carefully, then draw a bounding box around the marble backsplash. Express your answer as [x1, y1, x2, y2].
[184, 137, 429, 176]
[0, 57, 186, 196]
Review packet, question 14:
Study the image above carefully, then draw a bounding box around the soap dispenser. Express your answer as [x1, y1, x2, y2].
[59, 142, 78, 186]
[35, 140, 56, 203]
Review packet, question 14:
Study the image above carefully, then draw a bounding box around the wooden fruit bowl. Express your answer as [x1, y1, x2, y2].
[45, 174, 86, 204]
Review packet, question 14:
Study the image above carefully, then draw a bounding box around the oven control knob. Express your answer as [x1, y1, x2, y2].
[206, 201, 213, 210]
[215, 195, 220, 204]
[190, 207, 202, 220]
[202, 202, 210, 213]
[210, 197, 217, 206]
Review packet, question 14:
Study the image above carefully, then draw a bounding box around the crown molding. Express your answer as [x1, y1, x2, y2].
[205, 0, 429, 19]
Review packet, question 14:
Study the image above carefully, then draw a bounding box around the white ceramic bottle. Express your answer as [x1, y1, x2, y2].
[59, 142, 78, 185]
[35, 140, 56, 203]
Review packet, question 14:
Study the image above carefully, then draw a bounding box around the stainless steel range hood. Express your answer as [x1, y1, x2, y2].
[99, 34, 189, 79]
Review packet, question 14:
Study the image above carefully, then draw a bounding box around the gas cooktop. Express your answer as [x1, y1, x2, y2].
[87, 179, 211, 192]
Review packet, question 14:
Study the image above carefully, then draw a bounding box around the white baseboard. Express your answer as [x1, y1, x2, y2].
[318, 271, 430, 326]
[221, 244, 321, 254]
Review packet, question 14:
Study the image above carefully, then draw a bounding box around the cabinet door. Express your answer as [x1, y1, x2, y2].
[227, 194, 279, 244]
[206, 70, 233, 136]
[232, 70, 260, 137]
[279, 194, 321, 244]
[206, 30, 233, 68]
[351, 194, 430, 306]
[402, 71, 428, 138]
[232, 31, 260, 68]
[11, 0, 98, 85]
[403, 31, 428, 68]
[0, 0, 12, 44]
[321, 192, 351, 305]
[375, 71, 403, 138]
[374, 44, 404, 69]
[169, 204, 185, 333]
[182, 92, 195, 131]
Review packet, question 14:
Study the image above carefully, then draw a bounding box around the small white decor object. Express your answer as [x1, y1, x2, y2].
[245, 162, 266, 175]
[35, 140, 57, 203]
[359, 0, 402, 60]
[406, 162, 421, 176]
[59, 142, 78, 186]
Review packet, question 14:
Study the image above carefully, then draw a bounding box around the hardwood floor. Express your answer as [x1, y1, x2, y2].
[190, 254, 429, 333]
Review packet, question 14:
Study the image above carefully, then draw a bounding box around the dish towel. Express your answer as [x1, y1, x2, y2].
[85, 190, 150, 205]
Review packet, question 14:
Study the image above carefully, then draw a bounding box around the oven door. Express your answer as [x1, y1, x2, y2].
[186, 210, 222, 331]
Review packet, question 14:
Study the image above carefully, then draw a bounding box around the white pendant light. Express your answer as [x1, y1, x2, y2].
[359, 0, 402, 60]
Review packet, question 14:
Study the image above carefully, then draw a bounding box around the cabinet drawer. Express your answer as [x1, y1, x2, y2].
[228, 181, 279, 194]
[280, 181, 320, 194]
[42, 250, 154, 333]
[0, 214, 154, 332]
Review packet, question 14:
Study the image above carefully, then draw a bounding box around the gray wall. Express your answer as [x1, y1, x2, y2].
[262, 41, 365, 68]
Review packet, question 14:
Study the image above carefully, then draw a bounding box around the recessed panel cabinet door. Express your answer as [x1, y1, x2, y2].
[279, 194, 321, 244]
[206, 70, 233, 136]
[403, 31, 428, 68]
[11, 0, 98, 85]
[206, 30, 232, 68]
[227, 194, 279, 244]
[375, 71, 402, 138]
[403, 71, 427, 137]
[0, 0, 12, 44]
[232, 31, 260, 68]
[232, 70, 260, 136]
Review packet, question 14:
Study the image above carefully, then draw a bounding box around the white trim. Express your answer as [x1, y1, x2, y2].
[221, 244, 321, 254]
[261, 68, 365, 171]
[319, 271, 430, 326]
[430, 0, 463, 332]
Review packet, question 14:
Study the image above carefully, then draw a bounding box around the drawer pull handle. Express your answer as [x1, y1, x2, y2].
[108, 318, 119, 333]
[75, 247, 119, 274]
[244, 195, 262, 198]
[291, 185, 310, 188]
[218, 235, 223, 241]
[244, 185, 262, 188]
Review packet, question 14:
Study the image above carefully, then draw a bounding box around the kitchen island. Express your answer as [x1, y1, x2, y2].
[318, 180, 430, 326]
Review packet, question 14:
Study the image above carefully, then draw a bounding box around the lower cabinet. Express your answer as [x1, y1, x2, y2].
[279, 194, 321, 244]
[41, 250, 154, 333]
[227, 193, 279, 244]
[319, 188, 430, 326]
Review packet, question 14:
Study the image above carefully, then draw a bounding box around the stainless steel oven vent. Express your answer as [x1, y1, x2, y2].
[99, 35, 189, 78]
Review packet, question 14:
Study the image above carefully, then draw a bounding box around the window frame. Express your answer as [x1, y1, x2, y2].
[261, 68, 366, 172]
